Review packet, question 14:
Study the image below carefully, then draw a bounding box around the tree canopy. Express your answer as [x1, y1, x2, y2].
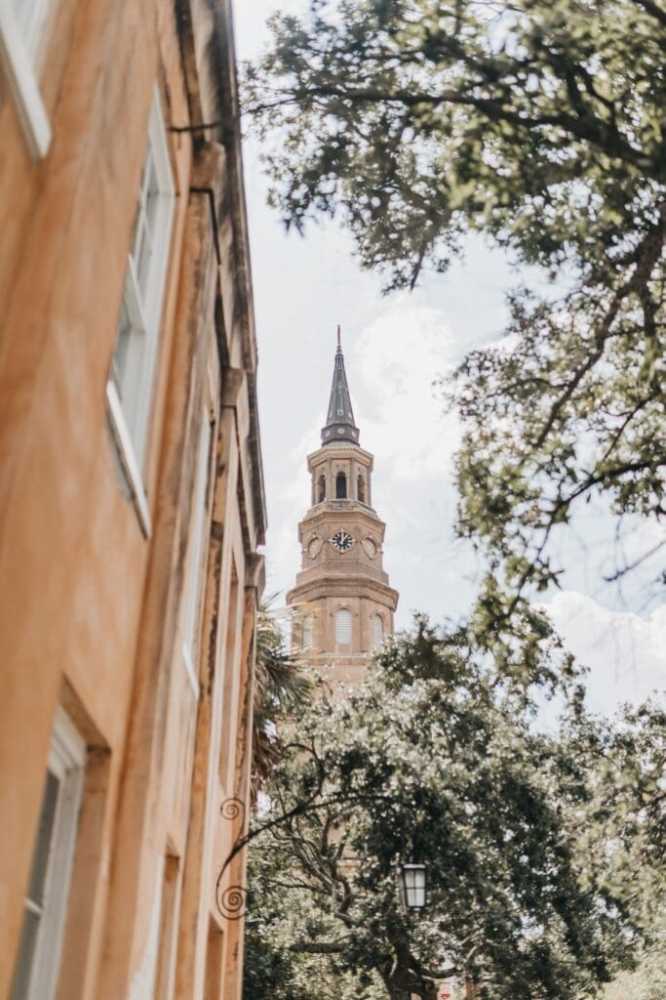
[244, 0, 666, 615]
[243, 618, 664, 1000]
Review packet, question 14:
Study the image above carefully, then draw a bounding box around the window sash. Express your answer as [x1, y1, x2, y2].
[11, 709, 85, 1000]
[106, 90, 174, 531]
[181, 413, 212, 695]
[302, 617, 313, 650]
[372, 615, 384, 650]
[335, 610, 352, 646]
[11, 0, 53, 60]
[0, 5, 51, 157]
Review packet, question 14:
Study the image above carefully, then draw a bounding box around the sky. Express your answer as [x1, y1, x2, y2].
[233, 1, 665, 717]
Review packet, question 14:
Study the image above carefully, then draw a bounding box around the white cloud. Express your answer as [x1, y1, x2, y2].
[352, 299, 460, 482]
[546, 590, 666, 714]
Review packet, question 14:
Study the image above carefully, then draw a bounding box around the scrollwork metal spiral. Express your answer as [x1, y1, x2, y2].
[216, 883, 248, 921]
[221, 797, 245, 822]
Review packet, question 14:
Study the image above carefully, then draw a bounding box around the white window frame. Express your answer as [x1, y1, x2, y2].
[107, 90, 175, 536]
[335, 609, 353, 647]
[181, 412, 213, 696]
[0, 1, 53, 157]
[12, 708, 85, 1000]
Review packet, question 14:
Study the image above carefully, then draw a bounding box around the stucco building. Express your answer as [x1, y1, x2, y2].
[0, 2, 265, 999]
[287, 333, 399, 683]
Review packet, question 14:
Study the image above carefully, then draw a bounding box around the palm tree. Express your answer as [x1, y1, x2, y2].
[252, 600, 310, 798]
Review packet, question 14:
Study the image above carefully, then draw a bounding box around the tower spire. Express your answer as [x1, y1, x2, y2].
[321, 327, 360, 446]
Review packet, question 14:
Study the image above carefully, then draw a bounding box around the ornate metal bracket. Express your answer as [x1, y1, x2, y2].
[216, 797, 249, 921]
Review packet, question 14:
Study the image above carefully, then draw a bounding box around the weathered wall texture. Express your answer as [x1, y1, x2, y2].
[0, 1, 265, 998]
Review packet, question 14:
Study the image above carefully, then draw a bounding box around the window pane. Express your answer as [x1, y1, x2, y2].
[302, 616, 313, 649]
[335, 610, 352, 645]
[10, 908, 41, 1000]
[372, 615, 384, 650]
[144, 156, 160, 235]
[27, 770, 59, 906]
[111, 296, 133, 397]
[182, 416, 212, 661]
[11, 0, 34, 39]
[135, 219, 153, 300]
[11, 0, 51, 60]
[11, 767, 60, 1000]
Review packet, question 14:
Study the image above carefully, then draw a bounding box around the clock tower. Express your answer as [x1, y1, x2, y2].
[286, 331, 399, 685]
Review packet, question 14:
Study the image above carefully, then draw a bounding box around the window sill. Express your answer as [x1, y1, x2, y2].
[106, 380, 151, 538]
[0, 7, 51, 158]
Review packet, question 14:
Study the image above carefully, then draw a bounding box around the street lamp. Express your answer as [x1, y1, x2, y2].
[398, 861, 427, 910]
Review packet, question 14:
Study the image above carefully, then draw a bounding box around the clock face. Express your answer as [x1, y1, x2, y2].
[329, 530, 354, 552]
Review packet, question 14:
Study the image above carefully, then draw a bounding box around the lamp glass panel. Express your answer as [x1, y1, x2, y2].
[402, 864, 426, 908]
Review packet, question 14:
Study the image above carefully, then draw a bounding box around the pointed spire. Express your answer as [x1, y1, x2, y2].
[321, 327, 360, 447]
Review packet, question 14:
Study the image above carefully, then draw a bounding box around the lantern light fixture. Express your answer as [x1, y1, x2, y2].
[399, 861, 427, 910]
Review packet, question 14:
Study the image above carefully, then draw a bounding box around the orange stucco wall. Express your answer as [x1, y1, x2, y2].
[0, 1, 265, 998]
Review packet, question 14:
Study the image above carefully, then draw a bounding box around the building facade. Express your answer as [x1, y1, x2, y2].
[287, 333, 398, 684]
[0, 2, 265, 999]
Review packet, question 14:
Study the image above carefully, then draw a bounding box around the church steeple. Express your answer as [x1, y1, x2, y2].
[321, 327, 360, 446]
[287, 332, 398, 687]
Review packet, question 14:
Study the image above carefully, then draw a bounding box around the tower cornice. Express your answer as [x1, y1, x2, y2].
[299, 499, 383, 533]
[307, 443, 374, 469]
[287, 576, 399, 612]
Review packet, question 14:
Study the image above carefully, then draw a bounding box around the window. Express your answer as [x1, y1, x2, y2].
[357, 475, 365, 503]
[107, 91, 174, 535]
[371, 614, 385, 650]
[0, 0, 54, 156]
[317, 474, 326, 503]
[335, 609, 352, 646]
[11, 708, 85, 1000]
[181, 413, 212, 694]
[302, 616, 313, 650]
[336, 472, 347, 499]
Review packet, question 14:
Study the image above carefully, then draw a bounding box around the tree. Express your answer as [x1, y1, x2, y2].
[252, 601, 311, 795]
[601, 912, 666, 1000]
[243, 617, 661, 1000]
[243, 0, 666, 613]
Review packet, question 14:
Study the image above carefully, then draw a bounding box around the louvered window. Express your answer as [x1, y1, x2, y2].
[335, 609, 352, 646]
[302, 616, 313, 650]
[372, 614, 385, 650]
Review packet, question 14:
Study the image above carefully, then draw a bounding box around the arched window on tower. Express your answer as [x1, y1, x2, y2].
[336, 472, 347, 499]
[357, 475, 365, 504]
[371, 614, 385, 650]
[302, 615, 313, 650]
[335, 609, 352, 646]
[317, 474, 326, 503]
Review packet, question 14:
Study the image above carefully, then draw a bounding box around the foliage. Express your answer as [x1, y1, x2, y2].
[601, 912, 666, 1000]
[244, 0, 666, 610]
[252, 601, 311, 795]
[243, 617, 664, 1000]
